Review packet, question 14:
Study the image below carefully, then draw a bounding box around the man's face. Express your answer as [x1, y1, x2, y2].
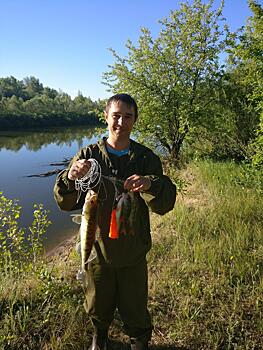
[104, 101, 136, 140]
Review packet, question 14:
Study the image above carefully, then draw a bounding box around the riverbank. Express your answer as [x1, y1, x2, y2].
[46, 232, 78, 260]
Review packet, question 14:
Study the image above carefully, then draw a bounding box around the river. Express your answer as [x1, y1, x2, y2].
[0, 126, 105, 252]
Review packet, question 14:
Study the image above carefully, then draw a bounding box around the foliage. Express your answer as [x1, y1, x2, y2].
[232, 161, 263, 193]
[0, 77, 104, 130]
[247, 1, 263, 169]
[162, 160, 190, 194]
[178, 1, 262, 163]
[203, 71, 259, 161]
[232, 1, 263, 111]
[227, 1, 263, 164]
[0, 193, 51, 273]
[251, 119, 263, 167]
[103, 0, 233, 164]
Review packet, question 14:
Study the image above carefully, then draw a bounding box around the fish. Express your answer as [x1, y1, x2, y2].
[127, 191, 137, 235]
[72, 189, 98, 272]
[115, 193, 126, 236]
[115, 191, 135, 236]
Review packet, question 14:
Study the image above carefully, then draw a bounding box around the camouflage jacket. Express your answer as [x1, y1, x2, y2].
[54, 138, 176, 267]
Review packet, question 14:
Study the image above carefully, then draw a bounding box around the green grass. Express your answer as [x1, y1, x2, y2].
[0, 160, 262, 349]
[0, 257, 93, 349]
[148, 161, 263, 349]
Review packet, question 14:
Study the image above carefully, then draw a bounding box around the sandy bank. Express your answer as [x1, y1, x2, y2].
[46, 233, 78, 260]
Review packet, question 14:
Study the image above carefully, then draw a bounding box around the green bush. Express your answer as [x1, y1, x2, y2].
[0, 193, 51, 274]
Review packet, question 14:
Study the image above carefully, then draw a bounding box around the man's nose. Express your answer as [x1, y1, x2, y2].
[117, 117, 123, 126]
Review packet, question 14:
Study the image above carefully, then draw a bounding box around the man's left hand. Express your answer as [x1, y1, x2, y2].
[124, 174, 151, 192]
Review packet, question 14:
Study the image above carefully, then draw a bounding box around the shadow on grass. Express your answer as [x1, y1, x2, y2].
[110, 340, 189, 350]
[151, 347, 188, 350]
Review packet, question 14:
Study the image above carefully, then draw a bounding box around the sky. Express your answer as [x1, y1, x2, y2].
[0, 0, 256, 101]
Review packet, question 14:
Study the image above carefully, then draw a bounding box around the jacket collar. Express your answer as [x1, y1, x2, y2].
[97, 137, 148, 162]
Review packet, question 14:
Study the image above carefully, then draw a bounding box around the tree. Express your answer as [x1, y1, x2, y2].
[103, 0, 231, 163]
[0, 74, 105, 129]
[23, 76, 44, 99]
[5, 95, 24, 113]
[54, 92, 73, 113]
[23, 94, 56, 115]
[0, 76, 24, 99]
[73, 92, 95, 115]
[228, 0, 263, 166]
[197, 66, 260, 161]
[43, 86, 58, 99]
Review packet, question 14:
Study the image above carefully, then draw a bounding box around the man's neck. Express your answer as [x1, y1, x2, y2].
[106, 137, 130, 151]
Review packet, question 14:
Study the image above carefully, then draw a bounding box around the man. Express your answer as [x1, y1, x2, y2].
[54, 94, 176, 350]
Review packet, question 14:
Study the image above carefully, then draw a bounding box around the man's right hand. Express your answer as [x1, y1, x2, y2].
[68, 159, 91, 181]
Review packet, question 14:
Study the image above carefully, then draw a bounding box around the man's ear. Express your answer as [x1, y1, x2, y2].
[104, 110, 108, 119]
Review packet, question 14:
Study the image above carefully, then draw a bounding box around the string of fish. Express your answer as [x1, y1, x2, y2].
[73, 157, 132, 281]
[74, 158, 136, 239]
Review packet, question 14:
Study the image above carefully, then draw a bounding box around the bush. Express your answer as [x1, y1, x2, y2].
[0, 193, 51, 274]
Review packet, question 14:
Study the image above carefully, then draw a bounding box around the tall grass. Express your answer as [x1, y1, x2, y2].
[0, 195, 93, 349]
[0, 161, 262, 349]
[148, 161, 263, 349]
[0, 254, 93, 349]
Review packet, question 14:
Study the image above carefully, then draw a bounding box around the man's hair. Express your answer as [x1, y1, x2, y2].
[105, 93, 138, 120]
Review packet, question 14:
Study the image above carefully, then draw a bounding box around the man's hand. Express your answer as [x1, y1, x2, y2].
[124, 174, 151, 192]
[68, 159, 91, 181]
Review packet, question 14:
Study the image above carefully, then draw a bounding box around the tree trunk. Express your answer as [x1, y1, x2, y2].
[170, 140, 183, 167]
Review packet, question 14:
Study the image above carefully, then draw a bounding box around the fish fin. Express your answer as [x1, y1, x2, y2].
[76, 269, 86, 281]
[71, 214, 82, 225]
[109, 209, 119, 239]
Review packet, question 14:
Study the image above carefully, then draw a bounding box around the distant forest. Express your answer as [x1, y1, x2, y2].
[0, 76, 105, 130]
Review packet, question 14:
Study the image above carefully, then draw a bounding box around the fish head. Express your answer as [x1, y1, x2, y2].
[72, 191, 98, 224]
[85, 190, 98, 203]
[83, 190, 98, 214]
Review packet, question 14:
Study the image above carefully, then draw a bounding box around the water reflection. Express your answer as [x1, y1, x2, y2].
[0, 126, 106, 152]
[0, 126, 106, 252]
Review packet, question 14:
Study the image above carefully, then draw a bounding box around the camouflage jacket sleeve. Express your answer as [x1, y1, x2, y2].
[139, 152, 176, 215]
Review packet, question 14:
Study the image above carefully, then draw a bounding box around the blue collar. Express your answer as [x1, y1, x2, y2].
[106, 144, 129, 157]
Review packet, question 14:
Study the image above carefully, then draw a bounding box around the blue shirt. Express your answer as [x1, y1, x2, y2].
[106, 144, 129, 157]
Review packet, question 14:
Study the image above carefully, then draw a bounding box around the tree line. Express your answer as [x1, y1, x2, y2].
[0, 0, 262, 168]
[0, 76, 105, 129]
[103, 0, 262, 167]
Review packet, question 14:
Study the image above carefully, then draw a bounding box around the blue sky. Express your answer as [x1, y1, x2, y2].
[0, 0, 255, 101]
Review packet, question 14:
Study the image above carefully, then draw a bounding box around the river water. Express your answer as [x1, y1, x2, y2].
[0, 126, 105, 252]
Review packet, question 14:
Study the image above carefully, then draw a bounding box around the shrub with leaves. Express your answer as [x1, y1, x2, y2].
[0, 192, 51, 274]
